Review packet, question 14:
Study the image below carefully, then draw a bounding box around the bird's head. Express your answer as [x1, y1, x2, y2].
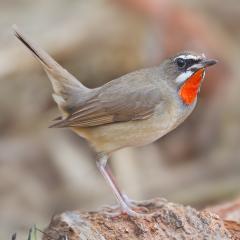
[162, 51, 217, 105]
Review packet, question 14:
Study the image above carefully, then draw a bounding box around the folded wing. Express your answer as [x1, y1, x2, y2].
[50, 77, 162, 128]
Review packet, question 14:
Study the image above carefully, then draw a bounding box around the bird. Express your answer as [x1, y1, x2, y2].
[13, 25, 217, 217]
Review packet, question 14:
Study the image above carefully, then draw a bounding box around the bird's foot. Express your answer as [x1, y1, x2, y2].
[101, 202, 150, 218]
[102, 208, 148, 218]
[122, 194, 150, 213]
[122, 207, 149, 217]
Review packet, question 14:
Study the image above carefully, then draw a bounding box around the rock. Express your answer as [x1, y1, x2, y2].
[43, 198, 233, 240]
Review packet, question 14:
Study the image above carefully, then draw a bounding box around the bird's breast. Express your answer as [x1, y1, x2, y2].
[74, 99, 195, 154]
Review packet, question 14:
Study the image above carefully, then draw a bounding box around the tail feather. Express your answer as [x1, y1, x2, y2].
[13, 25, 89, 116]
[14, 25, 53, 67]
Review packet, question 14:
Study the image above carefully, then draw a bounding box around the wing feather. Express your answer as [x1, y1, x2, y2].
[50, 70, 163, 128]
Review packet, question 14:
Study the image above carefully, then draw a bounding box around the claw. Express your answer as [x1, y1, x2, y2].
[122, 194, 150, 213]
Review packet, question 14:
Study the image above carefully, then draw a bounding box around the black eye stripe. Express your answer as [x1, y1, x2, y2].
[189, 59, 200, 64]
[185, 59, 201, 68]
[175, 58, 201, 70]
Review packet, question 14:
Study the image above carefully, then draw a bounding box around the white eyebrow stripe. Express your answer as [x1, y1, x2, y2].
[175, 70, 193, 84]
[174, 55, 201, 60]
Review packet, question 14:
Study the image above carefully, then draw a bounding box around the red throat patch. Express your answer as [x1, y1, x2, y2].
[178, 69, 205, 105]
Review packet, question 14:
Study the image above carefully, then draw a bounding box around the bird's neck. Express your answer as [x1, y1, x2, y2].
[178, 69, 205, 105]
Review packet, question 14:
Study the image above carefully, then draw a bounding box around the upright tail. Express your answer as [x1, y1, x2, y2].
[13, 25, 89, 116]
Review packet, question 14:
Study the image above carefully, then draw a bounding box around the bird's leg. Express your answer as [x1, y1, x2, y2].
[96, 153, 144, 217]
[103, 157, 149, 211]
[104, 165, 148, 213]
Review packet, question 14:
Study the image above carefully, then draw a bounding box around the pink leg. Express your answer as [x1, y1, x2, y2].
[97, 154, 144, 217]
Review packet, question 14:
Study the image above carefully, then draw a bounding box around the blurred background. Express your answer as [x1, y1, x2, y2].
[0, 0, 240, 238]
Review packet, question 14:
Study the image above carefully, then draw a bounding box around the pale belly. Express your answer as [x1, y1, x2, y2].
[73, 101, 195, 154]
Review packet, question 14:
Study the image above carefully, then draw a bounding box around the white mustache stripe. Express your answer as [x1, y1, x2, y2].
[176, 71, 194, 84]
[188, 63, 204, 70]
[176, 70, 206, 84]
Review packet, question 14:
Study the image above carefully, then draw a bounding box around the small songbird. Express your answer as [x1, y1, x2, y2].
[14, 26, 217, 217]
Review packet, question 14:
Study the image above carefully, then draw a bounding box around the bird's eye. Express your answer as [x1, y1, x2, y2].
[176, 58, 186, 68]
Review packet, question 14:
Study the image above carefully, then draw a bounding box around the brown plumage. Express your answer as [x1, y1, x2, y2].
[50, 72, 163, 128]
[14, 25, 217, 216]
